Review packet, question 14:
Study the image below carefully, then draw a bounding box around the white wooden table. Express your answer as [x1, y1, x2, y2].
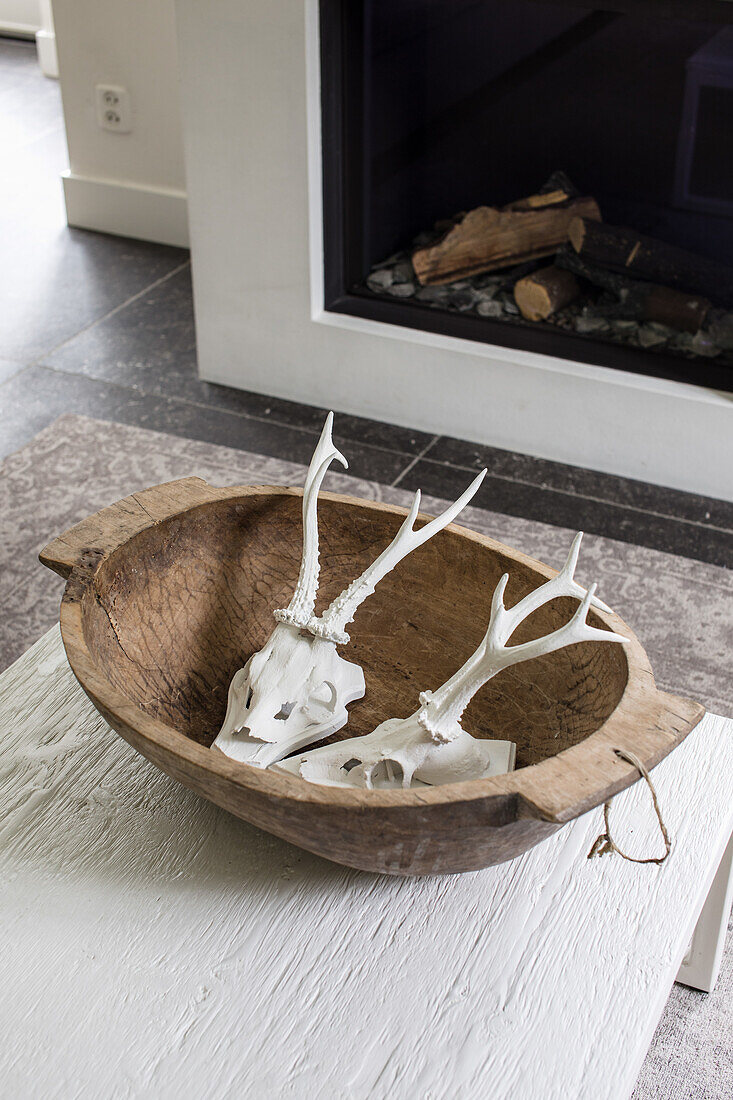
[1, 627, 731, 1100]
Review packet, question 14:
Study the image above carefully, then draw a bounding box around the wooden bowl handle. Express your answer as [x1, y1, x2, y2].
[39, 477, 222, 579]
[516, 688, 705, 824]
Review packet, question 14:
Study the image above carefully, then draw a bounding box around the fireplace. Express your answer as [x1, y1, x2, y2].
[173, 0, 733, 499]
[320, 0, 733, 392]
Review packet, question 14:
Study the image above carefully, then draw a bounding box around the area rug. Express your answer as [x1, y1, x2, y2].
[0, 413, 730, 1097]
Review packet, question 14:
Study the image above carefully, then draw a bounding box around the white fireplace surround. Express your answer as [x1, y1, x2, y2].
[175, 0, 733, 501]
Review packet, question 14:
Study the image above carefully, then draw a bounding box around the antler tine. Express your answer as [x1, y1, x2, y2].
[486, 534, 624, 654]
[274, 412, 347, 628]
[559, 532, 613, 613]
[311, 469, 487, 643]
[532, 581, 629, 654]
[418, 540, 627, 743]
[501, 532, 612, 630]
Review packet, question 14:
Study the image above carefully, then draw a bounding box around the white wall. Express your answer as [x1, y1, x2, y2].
[0, 0, 40, 36]
[35, 0, 58, 79]
[53, 0, 188, 246]
[174, 0, 733, 500]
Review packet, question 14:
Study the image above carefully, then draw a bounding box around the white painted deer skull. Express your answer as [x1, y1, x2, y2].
[213, 413, 486, 767]
[276, 533, 628, 789]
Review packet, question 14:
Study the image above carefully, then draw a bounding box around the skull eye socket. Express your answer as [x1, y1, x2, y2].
[311, 681, 337, 712]
[367, 759, 405, 789]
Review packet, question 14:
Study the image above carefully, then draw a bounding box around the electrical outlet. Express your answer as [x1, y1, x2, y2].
[95, 85, 131, 133]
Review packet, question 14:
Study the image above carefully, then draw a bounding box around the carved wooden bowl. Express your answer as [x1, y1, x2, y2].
[41, 478, 703, 876]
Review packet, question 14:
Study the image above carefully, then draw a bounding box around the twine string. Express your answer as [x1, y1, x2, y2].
[587, 748, 671, 865]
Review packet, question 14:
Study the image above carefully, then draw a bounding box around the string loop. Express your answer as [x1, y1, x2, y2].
[587, 748, 671, 865]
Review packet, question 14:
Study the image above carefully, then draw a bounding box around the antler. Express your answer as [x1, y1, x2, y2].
[275, 532, 627, 790]
[274, 412, 347, 629]
[309, 469, 487, 644]
[418, 532, 628, 742]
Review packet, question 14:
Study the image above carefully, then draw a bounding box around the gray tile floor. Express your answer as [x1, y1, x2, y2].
[0, 36, 731, 567]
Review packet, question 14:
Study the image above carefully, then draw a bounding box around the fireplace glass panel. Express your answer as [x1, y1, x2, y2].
[320, 0, 733, 391]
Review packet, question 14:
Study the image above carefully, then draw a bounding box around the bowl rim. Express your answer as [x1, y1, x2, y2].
[45, 478, 704, 826]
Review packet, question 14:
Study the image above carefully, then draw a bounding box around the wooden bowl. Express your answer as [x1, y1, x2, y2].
[41, 477, 703, 876]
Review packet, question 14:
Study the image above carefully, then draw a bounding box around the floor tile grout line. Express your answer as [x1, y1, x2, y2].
[21, 247, 732, 516]
[0, 363, 32, 391]
[43, 350, 733, 528]
[418, 433, 444, 464]
[221, 408, 438, 461]
[417, 449, 733, 513]
[390, 436, 441, 488]
[31, 361, 439, 463]
[405, 455, 733, 535]
[1, 397, 731, 565]
[7, 353, 733, 535]
[10, 342, 733, 532]
[39, 292, 732, 526]
[27, 260, 192, 368]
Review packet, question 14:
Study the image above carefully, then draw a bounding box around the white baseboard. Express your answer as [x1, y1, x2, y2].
[0, 21, 37, 37]
[62, 172, 189, 248]
[35, 28, 57, 78]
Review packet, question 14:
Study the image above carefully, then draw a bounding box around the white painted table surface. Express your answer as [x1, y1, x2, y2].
[1, 627, 731, 1100]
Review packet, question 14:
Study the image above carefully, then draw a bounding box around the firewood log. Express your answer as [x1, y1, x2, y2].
[555, 247, 710, 333]
[640, 286, 710, 333]
[568, 219, 733, 306]
[514, 266, 579, 321]
[412, 195, 600, 286]
[555, 246, 628, 295]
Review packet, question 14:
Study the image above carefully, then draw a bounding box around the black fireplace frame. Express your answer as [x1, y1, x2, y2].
[319, 0, 733, 394]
